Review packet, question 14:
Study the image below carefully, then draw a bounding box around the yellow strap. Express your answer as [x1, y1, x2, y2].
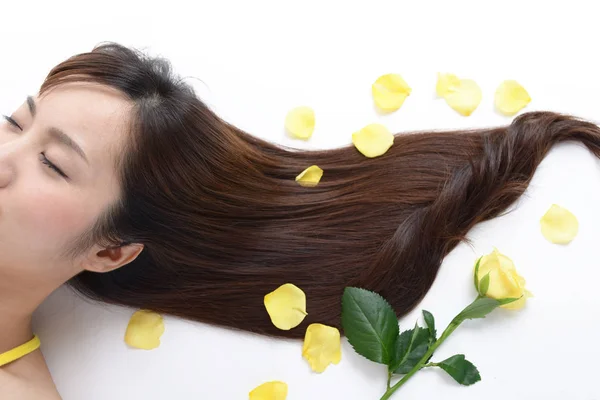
[0, 335, 41, 367]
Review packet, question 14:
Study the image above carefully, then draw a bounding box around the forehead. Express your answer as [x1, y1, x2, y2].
[36, 82, 133, 171]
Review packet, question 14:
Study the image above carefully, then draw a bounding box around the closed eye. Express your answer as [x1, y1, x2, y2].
[40, 152, 68, 178]
[2, 115, 69, 179]
[2, 115, 22, 130]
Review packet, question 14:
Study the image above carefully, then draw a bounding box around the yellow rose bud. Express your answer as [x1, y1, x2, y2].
[475, 249, 532, 310]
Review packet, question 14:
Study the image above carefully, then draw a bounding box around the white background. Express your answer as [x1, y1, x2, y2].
[2, 1, 600, 399]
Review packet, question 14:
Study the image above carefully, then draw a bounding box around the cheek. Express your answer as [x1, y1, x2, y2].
[13, 189, 94, 250]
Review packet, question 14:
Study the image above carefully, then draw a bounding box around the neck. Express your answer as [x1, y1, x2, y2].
[0, 283, 42, 354]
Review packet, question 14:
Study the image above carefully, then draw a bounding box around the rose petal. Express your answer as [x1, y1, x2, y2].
[295, 165, 323, 187]
[249, 381, 288, 400]
[302, 323, 342, 373]
[501, 291, 530, 310]
[285, 106, 315, 140]
[443, 78, 482, 116]
[479, 251, 519, 299]
[264, 283, 307, 330]
[540, 204, 579, 244]
[372, 73, 412, 112]
[352, 123, 394, 158]
[124, 310, 165, 350]
[436, 73, 461, 98]
[476, 249, 530, 310]
[496, 251, 517, 271]
[494, 80, 531, 116]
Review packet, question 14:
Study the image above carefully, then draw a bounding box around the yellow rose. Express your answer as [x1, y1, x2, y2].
[475, 249, 532, 310]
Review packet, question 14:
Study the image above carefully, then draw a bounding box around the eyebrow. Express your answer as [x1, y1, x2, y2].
[27, 96, 89, 165]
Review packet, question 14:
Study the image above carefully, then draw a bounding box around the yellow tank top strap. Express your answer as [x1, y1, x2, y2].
[0, 335, 41, 367]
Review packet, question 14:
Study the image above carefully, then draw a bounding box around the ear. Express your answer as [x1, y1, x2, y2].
[83, 243, 144, 273]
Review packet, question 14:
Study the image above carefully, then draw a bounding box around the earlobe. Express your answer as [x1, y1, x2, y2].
[84, 243, 144, 273]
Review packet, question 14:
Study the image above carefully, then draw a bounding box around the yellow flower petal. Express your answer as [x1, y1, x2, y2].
[443, 78, 482, 116]
[124, 310, 165, 350]
[264, 283, 307, 330]
[436, 73, 461, 98]
[496, 251, 517, 271]
[352, 123, 394, 158]
[501, 292, 530, 310]
[295, 165, 323, 187]
[540, 204, 579, 244]
[302, 323, 341, 373]
[494, 80, 531, 116]
[285, 106, 315, 140]
[372, 73, 412, 112]
[249, 381, 288, 400]
[476, 249, 531, 310]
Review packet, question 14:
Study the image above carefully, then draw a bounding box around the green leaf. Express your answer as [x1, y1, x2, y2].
[422, 310, 436, 343]
[437, 354, 481, 386]
[497, 296, 522, 306]
[341, 287, 399, 365]
[391, 325, 430, 374]
[473, 256, 482, 292]
[454, 297, 500, 323]
[478, 272, 490, 296]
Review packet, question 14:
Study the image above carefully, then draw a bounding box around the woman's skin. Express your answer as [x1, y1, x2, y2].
[0, 82, 145, 398]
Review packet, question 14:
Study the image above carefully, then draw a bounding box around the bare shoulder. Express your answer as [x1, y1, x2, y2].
[0, 350, 62, 400]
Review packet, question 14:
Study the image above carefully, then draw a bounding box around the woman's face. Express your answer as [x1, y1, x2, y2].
[0, 82, 136, 291]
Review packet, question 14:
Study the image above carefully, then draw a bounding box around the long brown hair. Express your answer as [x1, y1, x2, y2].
[39, 43, 600, 339]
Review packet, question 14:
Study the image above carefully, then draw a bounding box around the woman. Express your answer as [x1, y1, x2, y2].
[1, 42, 599, 398]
